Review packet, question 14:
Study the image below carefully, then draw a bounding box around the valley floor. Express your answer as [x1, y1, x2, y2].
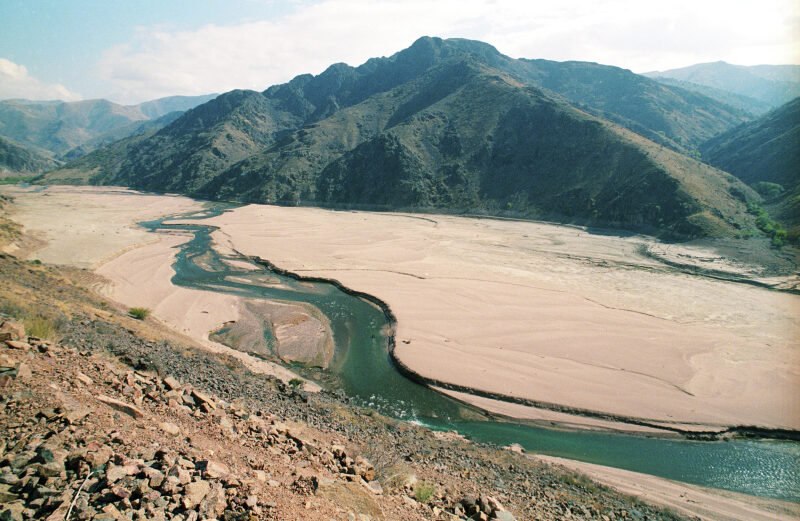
[1, 184, 798, 520]
[197, 201, 800, 434]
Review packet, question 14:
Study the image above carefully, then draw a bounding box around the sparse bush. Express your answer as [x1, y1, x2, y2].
[288, 378, 304, 389]
[128, 307, 151, 320]
[413, 481, 436, 503]
[0, 176, 30, 185]
[560, 472, 602, 493]
[25, 315, 60, 340]
[747, 202, 788, 248]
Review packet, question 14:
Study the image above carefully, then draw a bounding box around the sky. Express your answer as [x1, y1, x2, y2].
[1, 0, 798, 105]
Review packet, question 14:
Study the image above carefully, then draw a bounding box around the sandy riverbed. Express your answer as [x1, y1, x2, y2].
[3, 186, 797, 519]
[0, 186, 321, 389]
[1, 185, 201, 268]
[199, 204, 800, 432]
[4, 186, 798, 430]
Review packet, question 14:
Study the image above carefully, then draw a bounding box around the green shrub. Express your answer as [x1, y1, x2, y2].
[413, 481, 436, 503]
[746, 202, 788, 248]
[0, 176, 30, 185]
[128, 307, 151, 320]
[752, 181, 784, 199]
[288, 378, 305, 389]
[25, 316, 59, 340]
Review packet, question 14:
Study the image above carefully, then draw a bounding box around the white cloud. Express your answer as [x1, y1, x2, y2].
[95, 0, 799, 103]
[0, 58, 83, 102]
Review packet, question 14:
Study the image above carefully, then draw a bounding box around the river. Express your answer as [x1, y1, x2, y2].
[144, 206, 799, 502]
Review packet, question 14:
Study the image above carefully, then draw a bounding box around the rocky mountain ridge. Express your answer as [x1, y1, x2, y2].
[43, 37, 760, 240]
[645, 61, 800, 110]
[0, 94, 216, 161]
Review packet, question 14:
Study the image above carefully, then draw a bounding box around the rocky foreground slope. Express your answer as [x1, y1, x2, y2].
[0, 248, 692, 520]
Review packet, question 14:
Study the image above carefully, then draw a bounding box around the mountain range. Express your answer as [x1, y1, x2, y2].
[0, 94, 217, 165]
[36, 37, 799, 240]
[645, 61, 800, 115]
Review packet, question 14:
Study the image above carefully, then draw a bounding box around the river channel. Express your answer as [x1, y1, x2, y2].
[145, 206, 799, 502]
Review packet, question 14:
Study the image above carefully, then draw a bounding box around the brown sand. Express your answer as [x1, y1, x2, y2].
[3, 187, 796, 519]
[1, 185, 201, 268]
[0, 186, 320, 390]
[202, 204, 800, 431]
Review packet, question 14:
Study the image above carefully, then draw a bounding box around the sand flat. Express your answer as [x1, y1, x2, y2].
[5, 187, 798, 429]
[1, 185, 203, 268]
[0, 186, 320, 389]
[203, 204, 800, 430]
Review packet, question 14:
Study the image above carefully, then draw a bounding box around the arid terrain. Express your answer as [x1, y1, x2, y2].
[199, 203, 800, 433]
[1, 185, 799, 521]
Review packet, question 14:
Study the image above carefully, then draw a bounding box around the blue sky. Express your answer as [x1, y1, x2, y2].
[1, 0, 797, 104]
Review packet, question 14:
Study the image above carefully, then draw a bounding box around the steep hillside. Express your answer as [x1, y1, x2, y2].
[516, 59, 750, 151]
[699, 97, 800, 234]
[44, 37, 759, 238]
[0, 94, 215, 159]
[646, 61, 800, 109]
[0, 135, 61, 174]
[203, 59, 758, 238]
[700, 97, 800, 189]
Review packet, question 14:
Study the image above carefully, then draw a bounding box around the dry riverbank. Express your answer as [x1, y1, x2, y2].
[199, 204, 799, 433]
[0, 185, 321, 389]
[1, 185, 797, 520]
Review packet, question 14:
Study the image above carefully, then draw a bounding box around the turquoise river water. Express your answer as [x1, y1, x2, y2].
[144, 206, 799, 502]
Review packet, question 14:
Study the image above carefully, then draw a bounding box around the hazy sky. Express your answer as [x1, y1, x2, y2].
[1, 0, 798, 104]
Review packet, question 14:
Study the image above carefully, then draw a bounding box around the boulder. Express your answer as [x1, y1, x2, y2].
[191, 389, 216, 409]
[0, 322, 24, 343]
[159, 422, 180, 436]
[163, 376, 181, 390]
[198, 482, 226, 518]
[105, 465, 128, 484]
[182, 480, 211, 509]
[315, 480, 383, 520]
[201, 460, 228, 479]
[96, 394, 144, 419]
[4, 341, 29, 351]
[75, 372, 93, 386]
[15, 364, 30, 380]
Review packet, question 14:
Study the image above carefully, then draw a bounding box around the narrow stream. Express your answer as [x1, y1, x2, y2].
[144, 206, 799, 502]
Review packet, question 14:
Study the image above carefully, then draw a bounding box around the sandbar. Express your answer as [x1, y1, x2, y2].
[202, 204, 800, 431]
[0, 186, 321, 389]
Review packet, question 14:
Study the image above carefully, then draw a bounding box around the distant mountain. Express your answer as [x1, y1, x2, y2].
[44, 37, 760, 239]
[0, 135, 61, 174]
[0, 94, 216, 160]
[645, 77, 771, 116]
[646, 62, 800, 110]
[134, 94, 219, 119]
[59, 111, 185, 162]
